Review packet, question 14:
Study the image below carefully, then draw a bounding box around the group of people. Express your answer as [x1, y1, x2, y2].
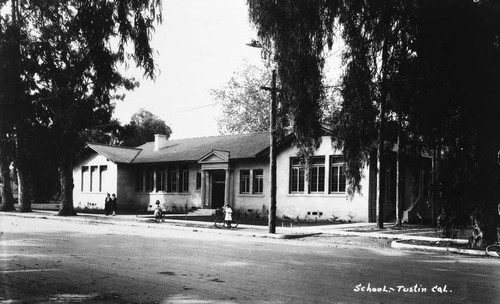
[104, 193, 117, 216]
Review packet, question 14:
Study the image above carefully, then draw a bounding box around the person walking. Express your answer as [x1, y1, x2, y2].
[111, 193, 117, 216]
[104, 193, 111, 216]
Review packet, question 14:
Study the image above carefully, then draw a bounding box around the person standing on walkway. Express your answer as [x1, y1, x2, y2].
[224, 204, 233, 228]
[104, 193, 111, 216]
[111, 193, 117, 216]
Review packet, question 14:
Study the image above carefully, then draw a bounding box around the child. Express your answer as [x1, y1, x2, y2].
[154, 200, 163, 222]
[224, 204, 233, 228]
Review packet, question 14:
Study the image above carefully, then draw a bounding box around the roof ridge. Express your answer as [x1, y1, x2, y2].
[88, 142, 142, 151]
[146, 131, 270, 143]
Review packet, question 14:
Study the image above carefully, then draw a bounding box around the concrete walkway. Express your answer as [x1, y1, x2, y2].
[2, 209, 486, 256]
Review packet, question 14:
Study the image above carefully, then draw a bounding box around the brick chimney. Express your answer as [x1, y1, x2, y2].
[154, 134, 168, 151]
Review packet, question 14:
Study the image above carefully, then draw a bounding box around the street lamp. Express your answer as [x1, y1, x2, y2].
[247, 40, 277, 234]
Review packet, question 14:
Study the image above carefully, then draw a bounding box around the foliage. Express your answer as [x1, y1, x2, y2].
[248, 0, 339, 156]
[120, 109, 172, 147]
[211, 63, 271, 135]
[248, 0, 500, 243]
[0, 0, 163, 215]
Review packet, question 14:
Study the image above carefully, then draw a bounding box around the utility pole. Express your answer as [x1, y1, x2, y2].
[262, 70, 277, 233]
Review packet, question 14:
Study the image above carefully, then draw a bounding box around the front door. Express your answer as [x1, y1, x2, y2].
[211, 170, 225, 209]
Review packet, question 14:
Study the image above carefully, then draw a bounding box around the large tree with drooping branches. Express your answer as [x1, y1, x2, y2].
[1, 0, 163, 215]
[248, 0, 500, 245]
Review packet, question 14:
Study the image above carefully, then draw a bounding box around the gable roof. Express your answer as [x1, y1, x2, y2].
[87, 143, 141, 163]
[85, 132, 270, 164]
[133, 132, 270, 163]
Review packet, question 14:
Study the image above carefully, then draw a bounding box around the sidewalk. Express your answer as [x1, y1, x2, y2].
[1, 209, 484, 256]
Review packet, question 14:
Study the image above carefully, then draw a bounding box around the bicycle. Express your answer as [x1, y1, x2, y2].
[485, 243, 500, 257]
[154, 208, 165, 223]
[214, 212, 239, 229]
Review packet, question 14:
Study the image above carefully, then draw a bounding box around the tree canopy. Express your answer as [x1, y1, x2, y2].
[211, 63, 271, 135]
[0, 0, 163, 215]
[248, 0, 500, 244]
[120, 109, 172, 147]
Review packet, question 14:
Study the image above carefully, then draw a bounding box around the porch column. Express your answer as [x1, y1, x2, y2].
[200, 171, 207, 207]
[224, 169, 231, 206]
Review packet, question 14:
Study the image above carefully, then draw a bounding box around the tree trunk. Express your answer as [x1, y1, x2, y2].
[57, 154, 76, 216]
[0, 133, 16, 211]
[395, 117, 402, 227]
[376, 17, 390, 229]
[16, 126, 31, 212]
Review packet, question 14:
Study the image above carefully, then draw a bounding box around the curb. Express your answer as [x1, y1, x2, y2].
[391, 240, 485, 256]
[0, 211, 318, 240]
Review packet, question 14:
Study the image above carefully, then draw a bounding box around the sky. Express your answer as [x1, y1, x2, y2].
[113, 0, 265, 140]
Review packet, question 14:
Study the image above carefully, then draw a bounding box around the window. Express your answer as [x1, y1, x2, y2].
[135, 168, 144, 192]
[196, 171, 202, 190]
[180, 169, 189, 193]
[145, 168, 155, 192]
[81, 166, 89, 192]
[253, 169, 264, 194]
[240, 170, 250, 194]
[90, 166, 98, 192]
[156, 168, 166, 192]
[290, 158, 305, 193]
[330, 156, 346, 193]
[169, 169, 178, 192]
[99, 165, 107, 192]
[309, 157, 325, 193]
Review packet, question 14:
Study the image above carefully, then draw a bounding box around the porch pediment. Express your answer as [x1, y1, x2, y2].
[198, 149, 230, 170]
[198, 149, 230, 163]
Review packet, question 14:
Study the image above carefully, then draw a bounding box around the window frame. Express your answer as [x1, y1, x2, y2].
[309, 157, 325, 193]
[290, 158, 305, 193]
[329, 156, 346, 193]
[156, 168, 167, 192]
[240, 169, 251, 194]
[81, 166, 89, 192]
[252, 169, 264, 194]
[99, 165, 107, 192]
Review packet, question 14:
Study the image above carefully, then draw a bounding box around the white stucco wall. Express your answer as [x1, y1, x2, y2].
[73, 153, 117, 210]
[231, 159, 269, 216]
[276, 136, 370, 222]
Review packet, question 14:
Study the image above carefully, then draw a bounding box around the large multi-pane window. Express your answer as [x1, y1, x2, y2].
[134, 168, 144, 192]
[309, 157, 325, 193]
[180, 169, 189, 193]
[169, 169, 178, 192]
[90, 166, 98, 192]
[99, 165, 107, 192]
[240, 170, 251, 194]
[81, 165, 108, 192]
[253, 169, 264, 194]
[290, 158, 305, 193]
[145, 168, 155, 192]
[156, 168, 167, 192]
[134, 166, 189, 193]
[330, 156, 346, 193]
[81, 166, 89, 192]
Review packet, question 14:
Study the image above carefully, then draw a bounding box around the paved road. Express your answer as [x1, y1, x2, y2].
[1, 215, 499, 303]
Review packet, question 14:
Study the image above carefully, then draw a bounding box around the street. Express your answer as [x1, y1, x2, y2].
[1, 215, 499, 303]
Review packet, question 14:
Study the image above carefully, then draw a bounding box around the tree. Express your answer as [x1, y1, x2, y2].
[248, 0, 500, 245]
[212, 63, 271, 135]
[248, 0, 339, 158]
[120, 109, 172, 147]
[1, 0, 163, 216]
[0, 0, 33, 212]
